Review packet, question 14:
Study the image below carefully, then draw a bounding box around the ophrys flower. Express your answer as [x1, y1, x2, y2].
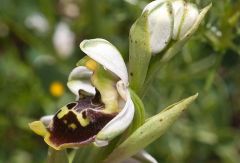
[29, 39, 134, 150]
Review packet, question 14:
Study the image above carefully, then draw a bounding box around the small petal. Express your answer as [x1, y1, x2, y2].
[145, 1, 173, 54]
[68, 66, 93, 81]
[67, 66, 96, 98]
[95, 89, 134, 146]
[80, 39, 128, 85]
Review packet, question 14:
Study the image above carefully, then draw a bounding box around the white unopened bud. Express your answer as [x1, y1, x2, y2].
[143, 0, 201, 54]
[143, 0, 172, 54]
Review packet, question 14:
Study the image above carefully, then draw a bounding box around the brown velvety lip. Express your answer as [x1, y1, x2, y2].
[47, 90, 117, 148]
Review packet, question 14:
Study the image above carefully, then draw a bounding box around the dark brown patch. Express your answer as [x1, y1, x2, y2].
[91, 89, 102, 105]
[78, 89, 92, 99]
[82, 110, 87, 119]
[48, 110, 116, 147]
[47, 91, 116, 147]
[66, 103, 77, 110]
[73, 90, 104, 113]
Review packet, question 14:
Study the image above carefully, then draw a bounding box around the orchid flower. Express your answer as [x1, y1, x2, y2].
[29, 39, 134, 150]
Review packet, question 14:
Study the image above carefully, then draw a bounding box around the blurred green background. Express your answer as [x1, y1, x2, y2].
[0, 0, 240, 162]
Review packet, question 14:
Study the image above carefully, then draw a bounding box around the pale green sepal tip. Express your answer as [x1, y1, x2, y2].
[105, 93, 198, 163]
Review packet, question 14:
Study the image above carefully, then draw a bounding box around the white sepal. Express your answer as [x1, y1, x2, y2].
[145, 1, 173, 54]
[80, 39, 128, 85]
[95, 89, 134, 146]
[68, 66, 93, 81]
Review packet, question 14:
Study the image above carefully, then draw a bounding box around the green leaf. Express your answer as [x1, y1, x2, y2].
[129, 11, 152, 94]
[105, 94, 198, 163]
[47, 148, 69, 163]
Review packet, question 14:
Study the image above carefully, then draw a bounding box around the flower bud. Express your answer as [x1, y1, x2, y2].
[128, 1, 211, 93]
[172, 0, 199, 40]
[143, 0, 206, 54]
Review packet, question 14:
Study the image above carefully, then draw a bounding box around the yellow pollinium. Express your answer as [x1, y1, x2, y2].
[85, 59, 98, 71]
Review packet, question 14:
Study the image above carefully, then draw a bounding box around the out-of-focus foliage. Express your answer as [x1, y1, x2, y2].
[0, 0, 239, 162]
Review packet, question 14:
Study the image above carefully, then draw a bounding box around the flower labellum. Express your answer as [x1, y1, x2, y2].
[29, 39, 134, 150]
